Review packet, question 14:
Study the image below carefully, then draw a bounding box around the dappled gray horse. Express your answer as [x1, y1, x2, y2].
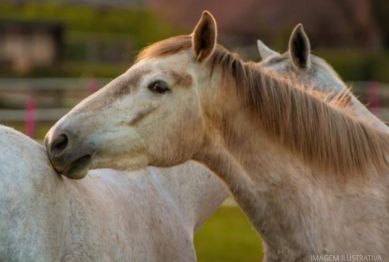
[46, 12, 389, 261]
[0, 125, 228, 261]
[257, 24, 388, 132]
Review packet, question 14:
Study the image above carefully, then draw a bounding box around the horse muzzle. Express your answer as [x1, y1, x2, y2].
[45, 127, 96, 180]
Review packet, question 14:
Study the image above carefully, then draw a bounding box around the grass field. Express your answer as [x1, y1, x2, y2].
[194, 206, 263, 262]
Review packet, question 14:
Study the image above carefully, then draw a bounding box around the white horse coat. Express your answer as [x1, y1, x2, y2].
[0, 125, 228, 261]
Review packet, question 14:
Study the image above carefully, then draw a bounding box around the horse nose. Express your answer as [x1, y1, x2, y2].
[49, 134, 69, 158]
[45, 127, 96, 179]
[45, 131, 71, 170]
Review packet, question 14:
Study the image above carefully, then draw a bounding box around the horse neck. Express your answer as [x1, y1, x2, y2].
[321, 78, 389, 132]
[193, 72, 389, 255]
[350, 96, 389, 131]
[311, 59, 389, 133]
[194, 118, 321, 254]
[194, 79, 311, 220]
[147, 163, 228, 232]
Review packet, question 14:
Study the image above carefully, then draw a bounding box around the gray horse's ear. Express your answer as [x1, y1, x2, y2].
[289, 24, 311, 69]
[192, 11, 217, 62]
[257, 40, 279, 60]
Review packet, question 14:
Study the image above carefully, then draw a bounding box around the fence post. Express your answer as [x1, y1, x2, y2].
[25, 96, 35, 138]
[367, 81, 379, 116]
[87, 76, 97, 95]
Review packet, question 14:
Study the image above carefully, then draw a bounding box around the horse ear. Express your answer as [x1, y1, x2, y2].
[257, 40, 279, 60]
[192, 11, 217, 62]
[289, 24, 311, 69]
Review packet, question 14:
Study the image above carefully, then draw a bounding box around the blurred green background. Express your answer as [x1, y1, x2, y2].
[194, 206, 263, 261]
[0, 1, 389, 82]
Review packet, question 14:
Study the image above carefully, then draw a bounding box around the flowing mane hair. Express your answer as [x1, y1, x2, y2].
[137, 35, 389, 179]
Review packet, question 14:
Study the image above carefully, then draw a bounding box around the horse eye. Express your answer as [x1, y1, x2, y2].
[148, 81, 170, 94]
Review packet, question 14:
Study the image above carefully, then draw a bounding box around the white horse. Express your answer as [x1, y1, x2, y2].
[257, 24, 389, 132]
[45, 12, 389, 261]
[0, 125, 228, 261]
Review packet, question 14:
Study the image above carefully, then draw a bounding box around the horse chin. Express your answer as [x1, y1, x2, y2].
[113, 154, 150, 173]
[62, 155, 92, 180]
[87, 153, 150, 174]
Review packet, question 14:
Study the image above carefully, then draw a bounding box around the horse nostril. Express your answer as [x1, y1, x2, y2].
[51, 134, 69, 157]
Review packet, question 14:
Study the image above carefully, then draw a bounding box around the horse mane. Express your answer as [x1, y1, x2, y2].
[137, 35, 389, 179]
[136, 36, 193, 62]
[265, 52, 344, 82]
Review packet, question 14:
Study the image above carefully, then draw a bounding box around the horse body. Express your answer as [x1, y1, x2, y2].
[45, 12, 389, 261]
[0, 126, 227, 261]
